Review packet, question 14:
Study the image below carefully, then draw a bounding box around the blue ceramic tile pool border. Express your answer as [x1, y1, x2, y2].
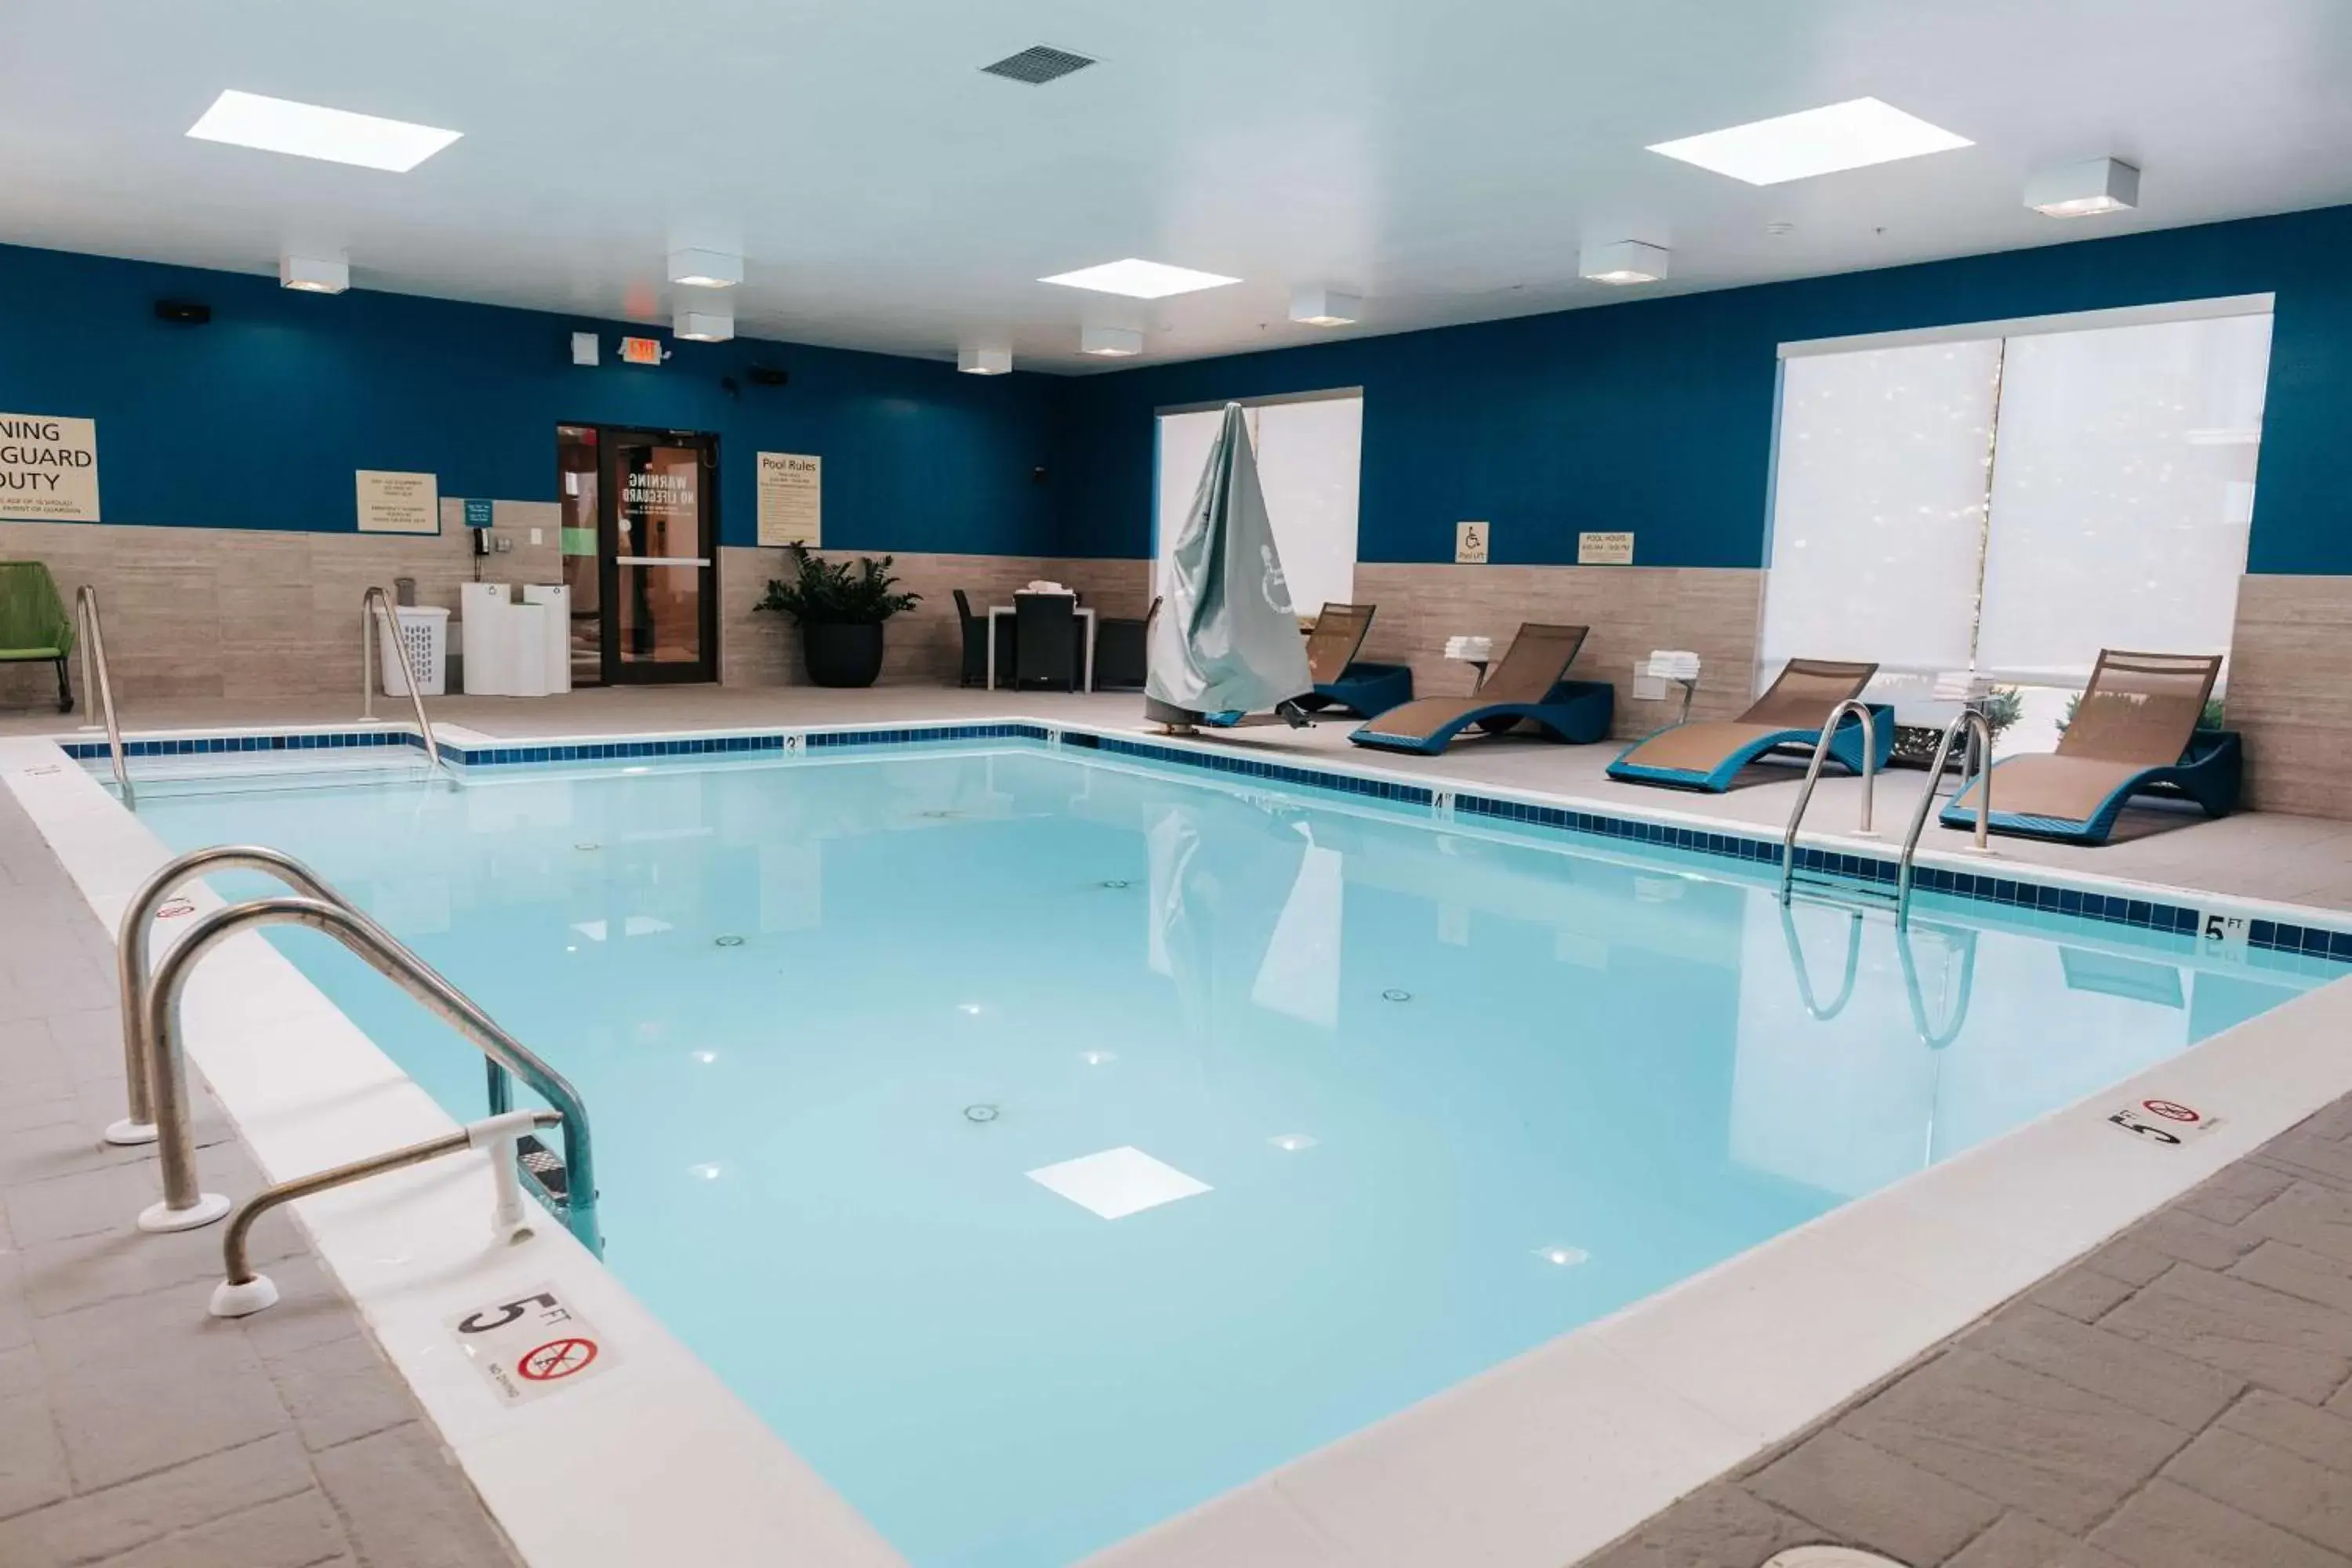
[60, 719, 2352, 964]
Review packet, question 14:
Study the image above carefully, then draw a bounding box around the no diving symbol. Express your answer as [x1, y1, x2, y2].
[2143, 1099, 2201, 1124]
[518, 1337, 598, 1383]
[156, 898, 196, 920]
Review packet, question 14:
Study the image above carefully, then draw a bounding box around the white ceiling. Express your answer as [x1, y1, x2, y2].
[7, 1, 2350, 373]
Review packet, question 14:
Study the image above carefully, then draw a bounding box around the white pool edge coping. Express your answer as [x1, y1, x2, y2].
[13, 721, 2352, 1568]
[2, 736, 910, 1568]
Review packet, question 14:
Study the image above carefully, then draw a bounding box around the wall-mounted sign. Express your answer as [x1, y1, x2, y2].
[0, 413, 100, 522]
[355, 470, 441, 535]
[757, 452, 823, 546]
[1454, 521, 1489, 564]
[463, 498, 495, 529]
[1578, 530, 1635, 565]
[618, 336, 663, 366]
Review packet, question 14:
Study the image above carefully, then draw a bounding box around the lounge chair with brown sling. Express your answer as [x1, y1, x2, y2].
[1606, 657, 1891, 791]
[1940, 650, 2240, 844]
[1294, 603, 1414, 718]
[1348, 622, 1611, 754]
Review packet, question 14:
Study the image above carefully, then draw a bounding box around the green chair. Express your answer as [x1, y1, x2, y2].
[0, 562, 77, 713]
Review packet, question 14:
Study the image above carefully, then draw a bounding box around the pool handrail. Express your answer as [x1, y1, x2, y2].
[108, 844, 341, 1146]
[1777, 697, 1880, 902]
[361, 585, 443, 774]
[136, 892, 601, 1254]
[74, 585, 132, 804]
[1777, 902, 1864, 1020]
[1895, 709, 1995, 923]
[210, 1108, 565, 1318]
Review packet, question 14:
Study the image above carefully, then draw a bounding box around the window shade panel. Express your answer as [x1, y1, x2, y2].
[1250, 396, 1362, 617]
[1154, 397, 1362, 616]
[1759, 339, 2002, 687]
[1153, 409, 1225, 599]
[1973, 314, 2270, 686]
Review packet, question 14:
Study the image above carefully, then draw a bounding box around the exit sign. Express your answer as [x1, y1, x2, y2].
[618, 336, 663, 366]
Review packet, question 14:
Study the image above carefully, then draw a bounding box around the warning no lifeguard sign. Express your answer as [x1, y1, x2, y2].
[448, 1283, 616, 1406]
[0, 413, 100, 523]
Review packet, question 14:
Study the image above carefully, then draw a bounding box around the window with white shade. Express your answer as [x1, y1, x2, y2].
[1759, 299, 2272, 746]
[1154, 391, 1363, 618]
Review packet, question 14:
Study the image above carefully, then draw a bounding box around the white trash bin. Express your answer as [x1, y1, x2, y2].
[379, 605, 449, 697]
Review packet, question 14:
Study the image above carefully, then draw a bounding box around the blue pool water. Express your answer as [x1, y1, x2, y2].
[136, 743, 2332, 1566]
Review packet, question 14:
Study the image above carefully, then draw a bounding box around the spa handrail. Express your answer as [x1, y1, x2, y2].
[107, 845, 344, 1145]
[1895, 710, 1994, 924]
[1777, 698, 1879, 903]
[361, 586, 442, 773]
[138, 893, 600, 1254]
[74, 586, 132, 803]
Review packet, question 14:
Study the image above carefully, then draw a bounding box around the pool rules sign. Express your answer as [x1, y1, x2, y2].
[0, 413, 100, 522]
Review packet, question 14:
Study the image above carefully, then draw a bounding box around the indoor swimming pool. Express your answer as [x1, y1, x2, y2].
[129, 739, 2337, 1568]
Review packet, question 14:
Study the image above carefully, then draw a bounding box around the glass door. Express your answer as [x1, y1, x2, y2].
[597, 428, 718, 684]
[557, 426, 604, 686]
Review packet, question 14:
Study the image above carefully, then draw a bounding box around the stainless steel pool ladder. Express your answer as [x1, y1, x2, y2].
[74, 585, 132, 804]
[107, 846, 341, 1146]
[122, 865, 600, 1254]
[1893, 710, 1996, 925]
[1777, 699, 1879, 904]
[361, 586, 443, 774]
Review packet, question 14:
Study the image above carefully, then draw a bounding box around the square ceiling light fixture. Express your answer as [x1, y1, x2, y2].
[666, 249, 742, 288]
[958, 346, 1013, 375]
[1578, 240, 1670, 285]
[187, 89, 462, 172]
[278, 253, 349, 294]
[1040, 259, 1240, 299]
[1647, 96, 1970, 185]
[2026, 157, 2140, 218]
[673, 308, 733, 343]
[1289, 285, 1360, 326]
[1079, 325, 1143, 358]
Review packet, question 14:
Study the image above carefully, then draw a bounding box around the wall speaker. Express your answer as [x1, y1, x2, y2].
[154, 299, 212, 325]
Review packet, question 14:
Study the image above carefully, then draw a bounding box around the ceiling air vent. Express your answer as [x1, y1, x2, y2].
[980, 45, 1097, 85]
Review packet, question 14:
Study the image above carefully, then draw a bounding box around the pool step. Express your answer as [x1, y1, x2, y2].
[1787, 870, 1896, 913]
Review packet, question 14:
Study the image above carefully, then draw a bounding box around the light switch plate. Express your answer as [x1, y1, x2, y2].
[529, 528, 543, 546]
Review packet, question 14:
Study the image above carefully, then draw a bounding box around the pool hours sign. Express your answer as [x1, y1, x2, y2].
[0, 413, 100, 522]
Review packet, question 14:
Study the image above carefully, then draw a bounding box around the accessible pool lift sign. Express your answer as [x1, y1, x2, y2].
[0, 413, 100, 522]
[448, 1283, 615, 1405]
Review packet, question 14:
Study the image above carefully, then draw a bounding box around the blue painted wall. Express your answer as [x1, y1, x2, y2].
[1051, 203, 2352, 575]
[0, 242, 1059, 554]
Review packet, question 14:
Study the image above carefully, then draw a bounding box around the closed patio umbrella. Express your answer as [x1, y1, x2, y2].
[1145, 402, 1312, 725]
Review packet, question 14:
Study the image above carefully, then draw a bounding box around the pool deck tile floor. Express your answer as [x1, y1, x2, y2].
[1588, 1098, 2352, 1567]
[0, 783, 519, 1568]
[6, 681, 2352, 1568]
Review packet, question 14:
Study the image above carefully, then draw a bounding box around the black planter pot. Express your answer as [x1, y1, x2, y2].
[800, 620, 887, 688]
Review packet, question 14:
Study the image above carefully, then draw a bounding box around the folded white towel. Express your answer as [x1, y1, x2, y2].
[1933, 670, 1991, 702]
[1646, 650, 1701, 681]
[1022, 580, 1068, 594]
[1443, 635, 1494, 662]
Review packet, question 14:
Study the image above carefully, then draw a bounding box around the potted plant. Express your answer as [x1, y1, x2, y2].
[756, 550, 921, 688]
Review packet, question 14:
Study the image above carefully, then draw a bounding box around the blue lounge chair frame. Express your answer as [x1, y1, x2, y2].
[1608, 702, 1893, 791]
[1940, 728, 2241, 844]
[1351, 677, 1613, 756]
[1301, 661, 1414, 719]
